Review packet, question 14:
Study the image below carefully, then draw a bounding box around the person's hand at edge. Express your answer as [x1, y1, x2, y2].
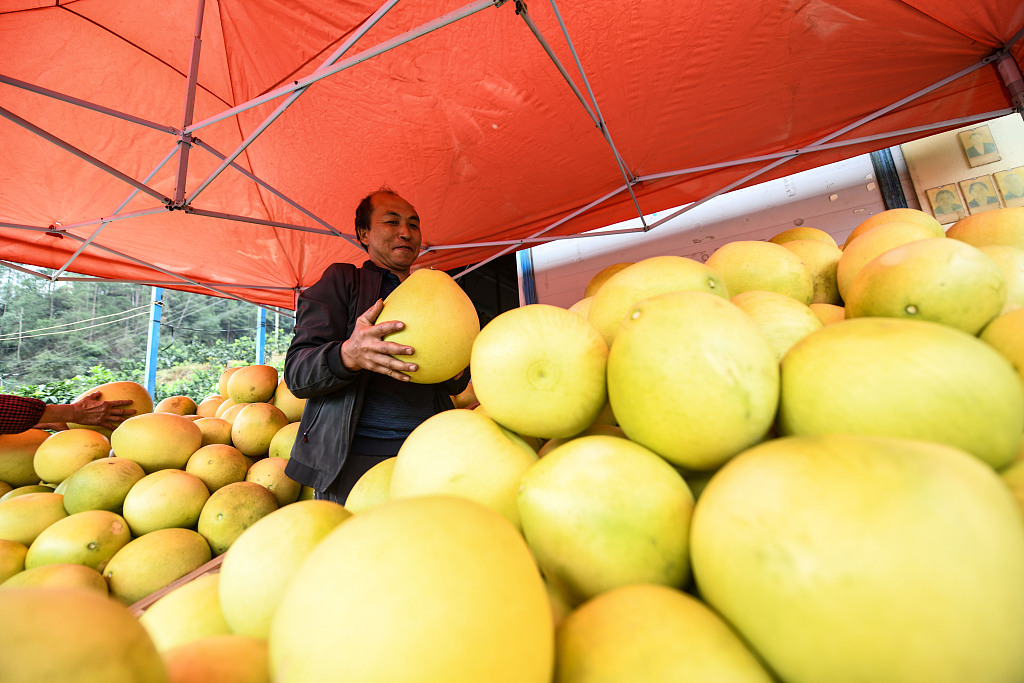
[340, 299, 417, 381]
[38, 392, 136, 431]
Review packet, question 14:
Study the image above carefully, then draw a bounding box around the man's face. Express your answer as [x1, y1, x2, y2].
[360, 193, 422, 275]
[1005, 174, 1024, 196]
[971, 184, 988, 201]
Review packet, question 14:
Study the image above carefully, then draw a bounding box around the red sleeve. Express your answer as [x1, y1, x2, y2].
[0, 395, 47, 434]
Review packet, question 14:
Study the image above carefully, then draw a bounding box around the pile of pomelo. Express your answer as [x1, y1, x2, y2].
[3, 207, 1024, 683]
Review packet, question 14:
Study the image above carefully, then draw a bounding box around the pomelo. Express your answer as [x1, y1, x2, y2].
[780, 317, 1024, 469]
[244, 455, 301, 507]
[566, 295, 594, 319]
[231, 402, 289, 458]
[518, 435, 694, 606]
[140, 572, 231, 652]
[380, 268, 480, 384]
[1, 562, 108, 595]
[67, 380, 154, 436]
[185, 444, 248, 492]
[451, 380, 478, 409]
[0, 538, 27, 583]
[731, 290, 824, 361]
[583, 261, 634, 298]
[0, 588, 167, 682]
[214, 396, 238, 419]
[690, 434, 1024, 683]
[269, 496, 553, 683]
[344, 456, 395, 512]
[0, 481, 10, 498]
[0, 491, 68, 546]
[122, 469, 210, 536]
[979, 308, 1024, 415]
[197, 481, 279, 555]
[978, 245, 1024, 314]
[272, 379, 306, 422]
[390, 409, 539, 529]
[471, 304, 608, 440]
[809, 302, 845, 325]
[298, 485, 315, 500]
[195, 395, 225, 418]
[218, 367, 243, 399]
[946, 206, 1024, 249]
[0, 483, 53, 500]
[586, 255, 728, 346]
[843, 207, 944, 247]
[155, 395, 198, 416]
[219, 499, 352, 638]
[226, 364, 279, 404]
[218, 402, 246, 425]
[267, 422, 298, 461]
[25, 509, 131, 572]
[844, 237, 1006, 334]
[0, 428, 48, 487]
[779, 238, 842, 304]
[835, 220, 938, 301]
[555, 583, 774, 683]
[33, 428, 111, 485]
[705, 240, 814, 304]
[61, 456, 146, 514]
[110, 412, 203, 473]
[536, 423, 627, 458]
[768, 225, 838, 247]
[162, 634, 269, 683]
[607, 290, 779, 470]
[194, 416, 233, 446]
[104, 527, 212, 605]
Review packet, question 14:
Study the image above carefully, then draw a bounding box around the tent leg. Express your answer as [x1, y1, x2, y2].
[256, 307, 267, 365]
[144, 288, 163, 398]
[869, 149, 908, 210]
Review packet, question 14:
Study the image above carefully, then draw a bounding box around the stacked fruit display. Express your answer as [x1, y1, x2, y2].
[2, 206, 1024, 683]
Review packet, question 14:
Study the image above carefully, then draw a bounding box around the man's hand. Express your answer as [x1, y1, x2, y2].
[340, 299, 418, 381]
[39, 392, 137, 431]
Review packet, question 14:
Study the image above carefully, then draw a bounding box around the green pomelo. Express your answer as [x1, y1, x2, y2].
[61, 456, 146, 515]
[230, 402, 289, 458]
[836, 220, 938, 301]
[779, 317, 1024, 469]
[844, 237, 1007, 334]
[122, 469, 210, 536]
[140, 572, 231, 652]
[162, 634, 269, 683]
[1, 562, 108, 595]
[25, 509, 131, 572]
[586, 255, 729, 346]
[779, 238, 842, 304]
[197, 481, 279, 556]
[344, 457, 395, 513]
[843, 208, 944, 247]
[705, 240, 814, 304]
[268, 421, 299, 460]
[0, 429, 48, 487]
[518, 435, 694, 606]
[731, 289, 824, 362]
[226, 364, 279, 404]
[607, 291, 779, 470]
[104, 527, 213, 606]
[67, 380, 154, 437]
[0, 538, 27, 584]
[380, 268, 480, 384]
[0, 492, 68, 546]
[185, 444, 248, 493]
[690, 434, 1024, 683]
[978, 245, 1024, 314]
[946, 206, 1024, 249]
[471, 304, 608, 440]
[244, 455, 301, 508]
[0, 588, 167, 682]
[32, 429, 111, 485]
[110, 412, 203, 473]
[219, 499, 352, 638]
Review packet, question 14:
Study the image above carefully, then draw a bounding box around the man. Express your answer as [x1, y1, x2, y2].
[967, 181, 999, 209]
[0, 392, 134, 434]
[1001, 172, 1024, 200]
[932, 189, 963, 217]
[965, 131, 997, 158]
[283, 189, 471, 503]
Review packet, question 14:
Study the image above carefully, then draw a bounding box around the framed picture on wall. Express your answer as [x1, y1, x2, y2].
[958, 125, 1000, 167]
[994, 166, 1024, 208]
[959, 175, 1002, 215]
[925, 184, 966, 223]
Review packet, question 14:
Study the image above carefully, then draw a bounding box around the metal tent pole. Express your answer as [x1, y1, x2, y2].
[144, 288, 163, 398]
[256, 307, 267, 365]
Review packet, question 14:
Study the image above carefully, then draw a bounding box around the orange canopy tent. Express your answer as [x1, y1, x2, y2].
[1, 0, 1022, 310]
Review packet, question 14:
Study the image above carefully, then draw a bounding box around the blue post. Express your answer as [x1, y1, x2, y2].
[144, 287, 163, 398]
[255, 306, 267, 365]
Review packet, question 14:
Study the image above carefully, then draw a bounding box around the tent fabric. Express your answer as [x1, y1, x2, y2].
[1, 0, 1022, 309]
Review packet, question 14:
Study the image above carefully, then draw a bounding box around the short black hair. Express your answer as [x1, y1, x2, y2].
[354, 186, 398, 252]
[969, 182, 987, 194]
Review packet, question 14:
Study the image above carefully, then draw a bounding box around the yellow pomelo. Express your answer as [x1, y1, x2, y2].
[845, 237, 1007, 334]
[271, 379, 306, 422]
[587, 255, 729, 346]
[380, 268, 481, 384]
[110, 412, 203, 473]
[155, 395, 198, 415]
[219, 402, 246, 425]
[122, 469, 210, 536]
[140, 572, 231, 652]
[537, 423, 627, 458]
[33, 429, 111, 485]
[390, 409, 539, 529]
[843, 207, 944, 248]
[691, 434, 1024, 683]
[768, 226, 838, 247]
[836, 220, 938, 301]
[185, 444, 248, 492]
[61, 456, 146, 514]
[231, 402, 290, 458]
[0, 538, 27, 583]
[518, 435, 694, 606]
[227, 365, 279, 404]
[809, 302, 845, 325]
[779, 317, 1024, 469]
[218, 367, 243, 399]
[25, 509, 131, 572]
[979, 308, 1024, 413]
[298, 485, 315, 500]
[946, 206, 1024, 249]
[472, 304, 609, 439]
[162, 634, 269, 683]
[195, 395, 225, 418]
[779, 238, 842, 304]
[0, 492, 68, 546]
[194, 416, 233, 446]
[214, 396, 238, 419]
[104, 527, 212, 606]
[731, 290, 824, 362]
[197, 481, 279, 556]
[607, 291, 779, 470]
[705, 240, 814, 304]
[584, 261, 634, 298]
[219, 499, 352, 638]
[1001, 451, 1024, 517]
[0, 588, 167, 682]
[244, 455, 301, 507]
[0, 481, 10, 498]
[978, 245, 1024, 314]
[0, 483, 53, 501]
[1, 562, 108, 595]
[344, 456, 395, 512]
[270, 496, 553, 683]
[566, 295, 594, 319]
[267, 422, 299, 460]
[555, 583, 774, 683]
[67, 380, 154, 436]
[0, 428, 48, 487]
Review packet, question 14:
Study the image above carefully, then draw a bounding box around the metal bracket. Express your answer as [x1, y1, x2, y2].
[514, 0, 526, 15]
